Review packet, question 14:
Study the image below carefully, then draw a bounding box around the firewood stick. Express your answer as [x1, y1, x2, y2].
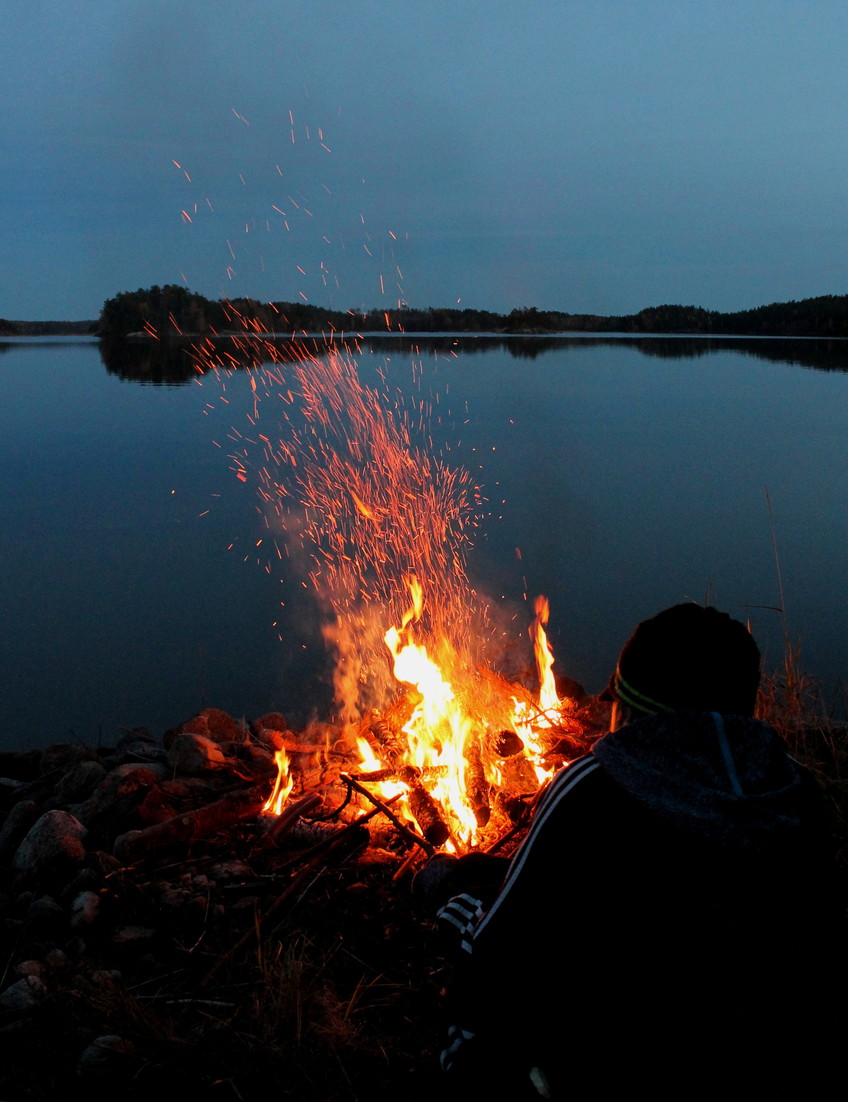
[341, 773, 435, 857]
[465, 736, 492, 827]
[201, 800, 393, 988]
[364, 709, 407, 762]
[392, 846, 425, 882]
[352, 764, 447, 784]
[406, 783, 450, 848]
[266, 793, 325, 843]
[271, 794, 402, 873]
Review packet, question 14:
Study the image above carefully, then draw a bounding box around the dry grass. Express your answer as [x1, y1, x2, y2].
[758, 640, 848, 869]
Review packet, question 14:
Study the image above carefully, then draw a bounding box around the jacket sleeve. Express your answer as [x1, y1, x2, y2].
[439, 755, 602, 1083]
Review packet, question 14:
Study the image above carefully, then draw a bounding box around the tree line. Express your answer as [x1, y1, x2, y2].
[12, 286, 848, 340]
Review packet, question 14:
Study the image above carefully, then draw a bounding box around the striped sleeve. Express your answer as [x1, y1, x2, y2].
[440, 754, 601, 1081]
[474, 754, 600, 940]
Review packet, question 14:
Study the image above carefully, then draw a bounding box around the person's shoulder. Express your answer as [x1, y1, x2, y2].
[533, 751, 625, 821]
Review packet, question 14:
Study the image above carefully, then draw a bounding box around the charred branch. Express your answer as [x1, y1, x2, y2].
[342, 774, 435, 857]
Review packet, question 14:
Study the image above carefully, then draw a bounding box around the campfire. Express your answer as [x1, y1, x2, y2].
[188, 313, 604, 855]
[256, 576, 591, 858]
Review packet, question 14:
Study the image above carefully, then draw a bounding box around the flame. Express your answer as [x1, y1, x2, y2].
[532, 595, 560, 717]
[263, 748, 294, 815]
[510, 595, 562, 787]
[382, 577, 480, 844]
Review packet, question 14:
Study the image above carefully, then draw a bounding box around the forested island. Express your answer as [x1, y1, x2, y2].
[4, 287, 848, 338]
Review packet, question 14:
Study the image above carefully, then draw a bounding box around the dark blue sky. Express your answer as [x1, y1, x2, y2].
[4, 1, 847, 319]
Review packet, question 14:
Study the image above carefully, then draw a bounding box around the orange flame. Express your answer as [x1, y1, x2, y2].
[383, 576, 479, 844]
[532, 595, 559, 716]
[263, 748, 294, 815]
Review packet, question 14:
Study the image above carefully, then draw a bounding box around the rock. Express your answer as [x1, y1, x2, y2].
[167, 733, 228, 773]
[169, 708, 245, 748]
[111, 925, 155, 950]
[238, 742, 278, 771]
[69, 767, 160, 834]
[201, 707, 247, 744]
[71, 890, 101, 929]
[14, 959, 45, 979]
[55, 760, 107, 804]
[91, 969, 122, 990]
[13, 810, 87, 878]
[44, 948, 69, 973]
[77, 1034, 136, 1077]
[25, 894, 67, 934]
[40, 744, 93, 774]
[0, 799, 39, 860]
[0, 974, 46, 1012]
[253, 711, 289, 742]
[112, 761, 169, 781]
[209, 860, 254, 882]
[134, 784, 177, 825]
[112, 830, 142, 863]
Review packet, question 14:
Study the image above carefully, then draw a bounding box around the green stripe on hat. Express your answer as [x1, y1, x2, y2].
[614, 665, 674, 715]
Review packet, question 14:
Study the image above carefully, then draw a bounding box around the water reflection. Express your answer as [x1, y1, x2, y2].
[1, 335, 846, 749]
[95, 332, 848, 386]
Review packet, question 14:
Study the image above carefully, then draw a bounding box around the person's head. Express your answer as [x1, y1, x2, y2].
[606, 604, 761, 729]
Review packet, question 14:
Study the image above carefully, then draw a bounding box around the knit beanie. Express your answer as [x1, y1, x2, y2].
[607, 604, 761, 717]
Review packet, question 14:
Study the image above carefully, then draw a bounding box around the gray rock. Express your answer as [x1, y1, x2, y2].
[40, 744, 92, 773]
[111, 925, 155, 949]
[0, 799, 39, 859]
[14, 960, 45, 979]
[69, 766, 158, 822]
[44, 948, 69, 973]
[77, 1034, 136, 1076]
[25, 894, 67, 933]
[112, 829, 142, 862]
[55, 760, 107, 804]
[71, 890, 101, 929]
[13, 810, 87, 876]
[0, 974, 46, 1012]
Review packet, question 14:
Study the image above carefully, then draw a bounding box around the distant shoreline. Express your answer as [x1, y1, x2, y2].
[0, 320, 98, 337]
[7, 288, 848, 339]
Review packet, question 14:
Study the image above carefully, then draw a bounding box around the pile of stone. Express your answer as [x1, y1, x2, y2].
[0, 708, 369, 1086]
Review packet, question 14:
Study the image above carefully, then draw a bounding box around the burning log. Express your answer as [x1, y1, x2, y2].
[264, 793, 325, 844]
[464, 737, 492, 828]
[352, 764, 448, 785]
[364, 708, 407, 763]
[406, 780, 451, 848]
[490, 728, 525, 758]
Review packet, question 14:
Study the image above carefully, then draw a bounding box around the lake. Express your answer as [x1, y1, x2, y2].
[2, 333, 847, 749]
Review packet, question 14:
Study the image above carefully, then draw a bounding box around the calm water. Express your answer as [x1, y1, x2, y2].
[2, 334, 847, 749]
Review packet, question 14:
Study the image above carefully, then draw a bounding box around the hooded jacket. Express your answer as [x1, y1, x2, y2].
[439, 712, 841, 1097]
